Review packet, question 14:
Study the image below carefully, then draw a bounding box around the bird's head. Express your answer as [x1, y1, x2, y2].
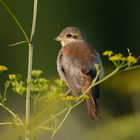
[55, 26, 86, 46]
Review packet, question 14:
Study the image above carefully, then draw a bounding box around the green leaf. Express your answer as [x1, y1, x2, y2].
[9, 41, 28, 47]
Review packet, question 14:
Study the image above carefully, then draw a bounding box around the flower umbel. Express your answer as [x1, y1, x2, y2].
[103, 50, 113, 57]
[103, 49, 139, 68]
[0, 65, 8, 73]
[8, 74, 26, 95]
[109, 54, 123, 61]
[127, 56, 137, 63]
[32, 70, 42, 77]
[127, 49, 138, 64]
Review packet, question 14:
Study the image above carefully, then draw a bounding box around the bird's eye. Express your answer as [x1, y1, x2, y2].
[66, 34, 72, 38]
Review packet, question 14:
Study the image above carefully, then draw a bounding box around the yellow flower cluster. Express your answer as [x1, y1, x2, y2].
[29, 72, 49, 94]
[8, 71, 49, 95]
[0, 65, 8, 72]
[11, 81, 26, 95]
[9, 74, 17, 80]
[103, 49, 138, 64]
[32, 70, 42, 77]
[109, 54, 125, 61]
[127, 55, 137, 63]
[58, 93, 89, 102]
[8, 74, 26, 95]
[61, 96, 78, 101]
[103, 50, 113, 57]
[55, 79, 66, 88]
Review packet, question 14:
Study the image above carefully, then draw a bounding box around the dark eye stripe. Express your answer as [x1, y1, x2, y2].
[73, 35, 78, 39]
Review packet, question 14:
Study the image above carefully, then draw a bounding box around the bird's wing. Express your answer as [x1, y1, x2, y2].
[88, 68, 100, 98]
[62, 67, 82, 96]
[87, 51, 104, 99]
[57, 50, 83, 96]
[58, 42, 94, 96]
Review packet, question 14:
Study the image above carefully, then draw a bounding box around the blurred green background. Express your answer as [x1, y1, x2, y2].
[0, 0, 140, 140]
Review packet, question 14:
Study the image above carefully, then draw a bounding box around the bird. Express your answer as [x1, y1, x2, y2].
[55, 26, 104, 119]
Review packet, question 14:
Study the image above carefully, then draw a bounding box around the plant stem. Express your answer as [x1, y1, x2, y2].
[25, 0, 38, 139]
[85, 67, 120, 94]
[37, 108, 68, 129]
[30, 0, 38, 42]
[0, 0, 29, 42]
[25, 43, 33, 140]
[2, 83, 9, 104]
[0, 122, 12, 126]
[121, 65, 140, 72]
[51, 108, 71, 139]
[0, 103, 24, 126]
[33, 100, 58, 123]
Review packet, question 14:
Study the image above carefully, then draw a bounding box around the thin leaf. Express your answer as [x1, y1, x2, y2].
[9, 41, 28, 47]
[0, 0, 29, 42]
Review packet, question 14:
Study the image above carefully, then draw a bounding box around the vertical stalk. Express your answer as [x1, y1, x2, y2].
[30, 0, 38, 42]
[25, 0, 38, 140]
[25, 43, 33, 140]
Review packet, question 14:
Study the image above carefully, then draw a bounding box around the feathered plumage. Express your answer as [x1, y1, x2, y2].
[56, 27, 104, 119]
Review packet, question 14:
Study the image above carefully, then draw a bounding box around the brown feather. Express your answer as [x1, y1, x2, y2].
[81, 75, 97, 119]
[62, 42, 96, 64]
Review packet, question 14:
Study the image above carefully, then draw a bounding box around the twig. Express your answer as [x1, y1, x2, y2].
[120, 65, 140, 72]
[38, 126, 52, 131]
[51, 108, 71, 140]
[32, 100, 58, 123]
[0, 103, 24, 126]
[9, 41, 28, 47]
[0, 122, 12, 126]
[37, 108, 68, 129]
[0, 0, 29, 42]
[85, 67, 120, 94]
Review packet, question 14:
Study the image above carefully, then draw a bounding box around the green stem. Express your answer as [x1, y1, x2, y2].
[38, 126, 52, 131]
[33, 100, 58, 123]
[37, 98, 86, 139]
[0, 122, 12, 126]
[25, 0, 38, 139]
[71, 98, 85, 109]
[30, 0, 38, 42]
[37, 108, 68, 129]
[51, 109, 71, 139]
[94, 67, 120, 86]
[85, 67, 120, 94]
[49, 97, 86, 139]
[0, 0, 29, 42]
[7, 113, 22, 140]
[121, 65, 140, 72]
[0, 103, 24, 126]
[0, 122, 23, 126]
[25, 43, 33, 140]
[2, 83, 9, 104]
[9, 41, 28, 47]
[0, 0, 38, 139]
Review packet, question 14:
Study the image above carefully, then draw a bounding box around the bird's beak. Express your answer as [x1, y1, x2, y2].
[54, 36, 61, 41]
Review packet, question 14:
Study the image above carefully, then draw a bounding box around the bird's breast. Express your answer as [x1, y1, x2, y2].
[62, 42, 95, 61]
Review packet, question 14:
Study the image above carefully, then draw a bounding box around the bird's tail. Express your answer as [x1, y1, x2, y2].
[82, 76, 102, 119]
[86, 94, 102, 120]
[86, 94, 97, 119]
